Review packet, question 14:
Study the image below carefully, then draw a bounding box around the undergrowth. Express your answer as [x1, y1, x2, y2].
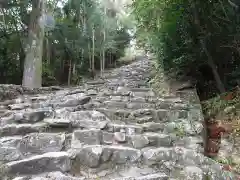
[201, 86, 240, 174]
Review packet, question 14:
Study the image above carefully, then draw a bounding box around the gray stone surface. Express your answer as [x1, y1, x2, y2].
[0, 58, 235, 179]
[6, 152, 71, 175]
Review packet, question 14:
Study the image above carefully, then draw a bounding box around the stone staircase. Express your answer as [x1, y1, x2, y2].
[0, 58, 234, 179]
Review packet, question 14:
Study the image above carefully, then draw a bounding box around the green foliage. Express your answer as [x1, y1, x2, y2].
[132, 0, 240, 100]
[0, 0, 131, 85]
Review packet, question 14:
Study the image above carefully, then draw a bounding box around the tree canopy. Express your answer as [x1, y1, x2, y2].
[132, 0, 240, 100]
[0, 0, 132, 86]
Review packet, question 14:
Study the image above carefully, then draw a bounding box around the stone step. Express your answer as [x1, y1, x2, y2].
[101, 100, 189, 110]
[0, 123, 49, 136]
[112, 173, 168, 180]
[13, 172, 85, 180]
[0, 58, 231, 179]
[70, 145, 142, 168]
[0, 108, 53, 125]
[86, 80, 105, 85]
[71, 129, 173, 149]
[6, 152, 71, 176]
[0, 133, 66, 161]
[96, 108, 188, 123]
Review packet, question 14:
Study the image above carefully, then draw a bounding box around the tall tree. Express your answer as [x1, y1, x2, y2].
[22, 0, 46, 88]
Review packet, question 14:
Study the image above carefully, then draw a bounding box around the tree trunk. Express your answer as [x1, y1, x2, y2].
[68, 59, 72, 86]
[192, 3, 225, 93]
[72, 63, 76, 75]
[92, 27, 95, 72]
[88, 42, 91, 69]
[201, 40, 226, 93]
[22, 0, 45, 88]
[100, 51, 103, 76]
[46, 34, 50, 64]
[102, 7, 106, 75]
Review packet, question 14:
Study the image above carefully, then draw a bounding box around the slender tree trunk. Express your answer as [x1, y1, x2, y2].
[68, 59, 72, 86]
[46, 34, 50, 65]
[22, 0, 45, 88]
[100, 50, 103, 76]
[110, 52, 112, 66]
[88, 43, 91, 69]
[72, 63, 76, 75]
[102, 7, 106, 75]
[81, 1, 86, 75]
[201, 40, 226, 93]
[92, 27, 95, 72]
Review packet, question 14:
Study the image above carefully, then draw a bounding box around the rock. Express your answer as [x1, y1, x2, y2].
[107, 124, 143, 134]
[71, 129, 102, 148]
[0, 123, 48, 136]
[74, 145, 103, 168]
[87, 89, 98, 95]
[114, 132, 126, 143]
[0, 136, 22, 147]
[44, 118, 71, 128]
[67, 111, 109, 129]
[97, 108, 130, 119]
[142, 147, 172, 165]
[113, 173, 168, 180]
[108, 146, 142, 164]
[0, 146, 23, 162]
[19, 109, 51, 123]
[135, 116, 153, 124]
[58, 96, 91, 107]
[131, 135, 149, 149]
[118, 166, 157, 177]
[69, 110, 109, 122]
[145, 133, 172, 147]
[182, 166, 203, 179]
[73, 145, 142, 167]
[142, 122, 164, 132]
[28, 171, 86, 180]
[131, 109, 152, 117]
[102, 132, 114, 144]
[18, 133, 65, 157]
[104, 101, 127, 108]
[73, 120, 108, 129]
[116, 86, 130, 95]
[6, 152, 71, 175]
[8, 103, 30, 110]
[65, 89, 84, 96]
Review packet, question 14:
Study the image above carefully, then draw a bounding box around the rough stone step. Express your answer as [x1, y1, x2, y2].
[71, 129, 173, 149]
[13, 171, 85, 180]
[1, 108, 53, 125]
[86, 80, 105, 85]
[106, 122, 164, 134]
[6, 152, 71, 176]
[112, 173, 168, 180]
[67, 144, 222, 174]
[45, 110, 110, 129]
[70, 145, 142, 168]
[0, 133, 66, 161]
[129, 88, 153, 92]
[96, 108, 188, 123]
[101, 100, 189, 110]
[0, 123, 49, 136]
